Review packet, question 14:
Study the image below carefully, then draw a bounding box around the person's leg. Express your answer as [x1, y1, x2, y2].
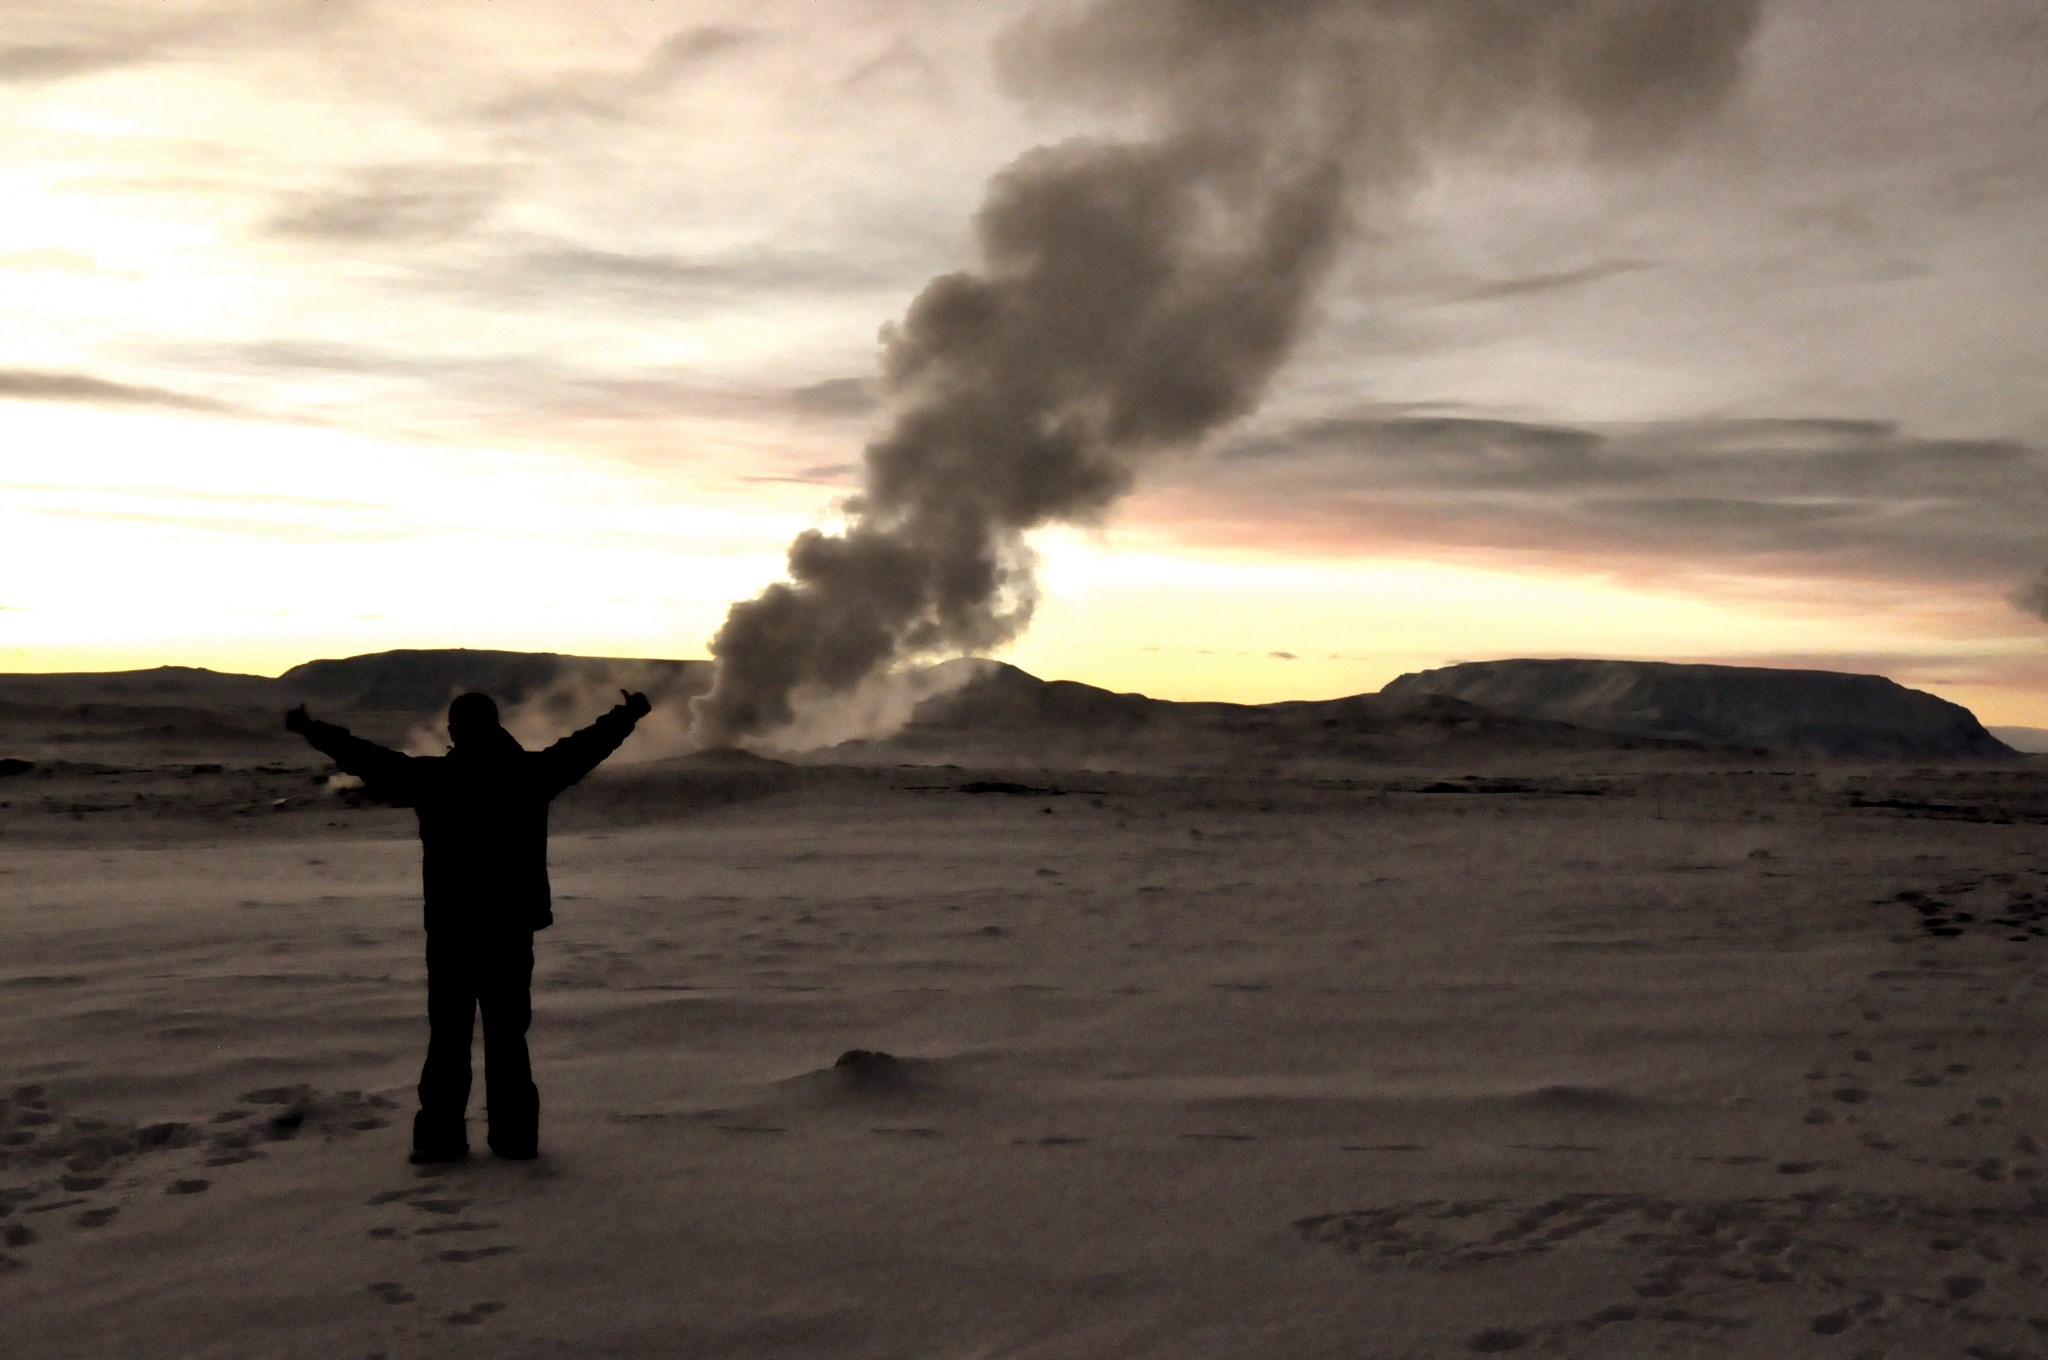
[479, 931, 539, 1158]
[414, 933, 477, 1160]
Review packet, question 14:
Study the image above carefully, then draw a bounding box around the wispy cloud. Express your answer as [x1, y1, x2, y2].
[841, 37, 948, 99]
[515, 242, 890, 299]
[2012, 569, 2048, 624]
[736, 463, 856, 487]
[642, 24, 758, 84]
[1165, 410, 2048, 599]
[788, 377, 878, 418]
[180, 338, 865, 464]
[206, 338, 732, 413]
[0, 36, 162, 83]
[0, 6, 198, 86]
[263, 164, 505, 246]
[1444, 258, 1653, 304]
[417, 239, 907, 318]
[0, 368, 237, 414]
[476, 22, 762, 125]
[0, 1, 357, 86]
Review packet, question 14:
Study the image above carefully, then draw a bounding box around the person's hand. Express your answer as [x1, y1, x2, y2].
[284, 704, 312, 734]
[619, 690, 652, 720]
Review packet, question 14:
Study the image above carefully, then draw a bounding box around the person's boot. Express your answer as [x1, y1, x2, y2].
[486, 1118, 537, 1160]
[486, 1089, 538, 1160]
[410, 1110, 468, 1164]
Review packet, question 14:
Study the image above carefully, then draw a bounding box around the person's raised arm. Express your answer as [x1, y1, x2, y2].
[538, 690, 648, 796]
[285, 704, 419, 798]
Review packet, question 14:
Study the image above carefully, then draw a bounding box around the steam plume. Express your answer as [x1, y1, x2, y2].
[693, 0, 1762, 747]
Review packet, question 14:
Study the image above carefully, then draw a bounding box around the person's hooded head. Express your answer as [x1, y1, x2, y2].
[447, 692, 521, 755]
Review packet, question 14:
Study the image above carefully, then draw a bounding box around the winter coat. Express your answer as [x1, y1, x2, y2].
[297, 705, 640, 932]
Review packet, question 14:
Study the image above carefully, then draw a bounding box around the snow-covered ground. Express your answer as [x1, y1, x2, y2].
[3, 740, 2044, 1358]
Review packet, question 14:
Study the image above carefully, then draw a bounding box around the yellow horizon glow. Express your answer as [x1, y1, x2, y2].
[1011, 534, 2048, 726]
[0, 403, 806, 674]
[6, 403, 2045, 728]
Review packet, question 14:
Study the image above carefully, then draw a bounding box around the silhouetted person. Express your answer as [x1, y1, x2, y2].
[285, 689, 651, 1162]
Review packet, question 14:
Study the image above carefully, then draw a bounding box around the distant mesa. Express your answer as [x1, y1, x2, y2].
[1382, 659, 2015, 761]
[0, 757, 34, 777]
[0, 664, 277, 708]
[1989, 725, 2048, 755]
[280, 648, 709, 712]
[882, 658, 1707, 767]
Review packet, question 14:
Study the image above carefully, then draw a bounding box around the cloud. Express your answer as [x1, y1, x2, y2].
[1225, 415, 1611, 487]
[0, 1, 358, 86]
[737, 463, 857, 487]
[0, 368, 236, 414]
[0, 4, 211, 85]
[432, 241, 903, 315]
[0, 37, 161, 83]
[263, 165, 504, 245]
[788, 377, 879, 418]
[1218, 412, 2038, 503]
[476, 22, 761, 124]
[1268, 650, 1298, 661]
[186, 338, 869, 461]
[1162, 410, 2048, 595]
[841, 37, 947, 99]
[522, 243, 874, 293]
[641, 24, 758, 84]
[2012, 569, 2048, 624]
[1446, 258, 1653, 303]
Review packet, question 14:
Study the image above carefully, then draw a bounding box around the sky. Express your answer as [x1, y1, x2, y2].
[3, 0, 2046, 725]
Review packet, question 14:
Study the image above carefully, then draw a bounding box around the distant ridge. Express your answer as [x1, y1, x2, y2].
[870, 658, 1715, 768]
[0, 665, 279, 705]
[1382, 659, 2016, 760]
[280, 649, 709, 712]
[0, 649, 2022, 764]
[1989, 725, 2048, 755]
[0, 650, 713, 762]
